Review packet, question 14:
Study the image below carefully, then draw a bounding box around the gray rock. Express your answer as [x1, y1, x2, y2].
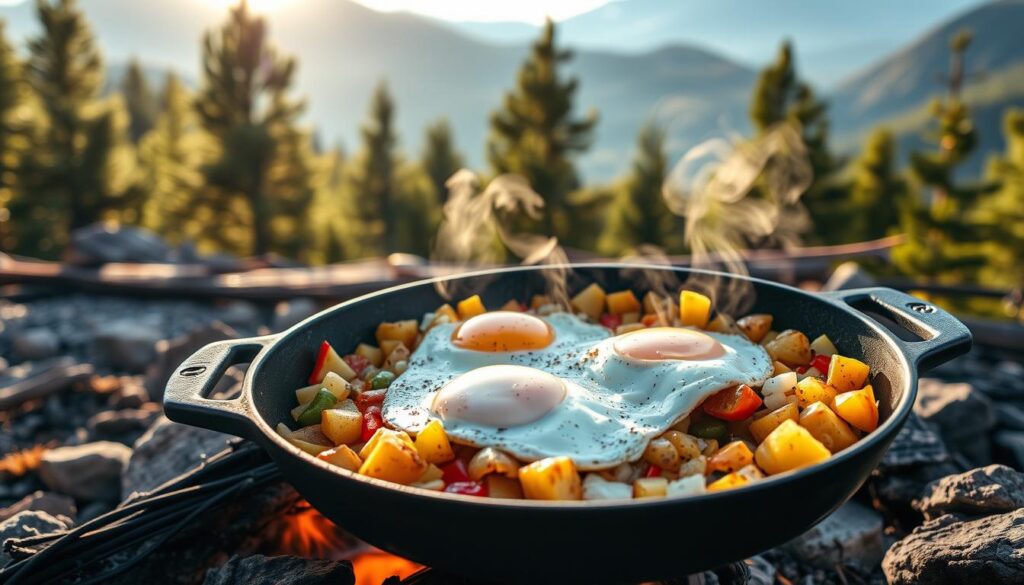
[92, 320, 164, 374]
[784, 501, 884, 569]
[202, 554, 354, 585]
[110, 379, 150, 409]
[66, 223, 172, 266]
[0, 491, 76, 524]
[144, 321, 237, 401]
[872, 461, 963, 513]
[915, 378, 995, 463]
[881, 412, 951, 468]
[917, 464, 1024, 520]
[883, 510, 1024, 585]
[122, 416, 234, 497]
[88, 407, 160, 436]
[821, 262, 876, 292]
[38, 441, 131, 502]
[271, 298, 318, 332]
[0, 511, 72, 566]
[11, 328, 60, 360]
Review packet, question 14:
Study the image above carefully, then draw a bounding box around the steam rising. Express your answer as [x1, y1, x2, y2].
[432, 170, 569, 304]
[663, 123, 813, 316]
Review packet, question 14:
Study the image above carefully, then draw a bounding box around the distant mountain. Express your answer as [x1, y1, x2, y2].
[448, 0, 988, 87]
[831, 0, 1024, 174]
[0, 0, 755, 181]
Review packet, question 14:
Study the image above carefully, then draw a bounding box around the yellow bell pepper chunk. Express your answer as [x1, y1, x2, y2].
[754, 419, 831, 475]
[679, 290, 711, 328]
[833, 385, 879, 433]
[827, 355, 871, 392]
[413, 419, 455, 464]
[358, 432, 428, 484]
[457, 295, 487, 320]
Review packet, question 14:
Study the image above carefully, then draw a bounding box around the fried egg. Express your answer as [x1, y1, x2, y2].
[382, 311, 773, 469]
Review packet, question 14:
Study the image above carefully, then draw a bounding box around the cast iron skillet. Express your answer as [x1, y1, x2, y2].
[164, 265, 971, 583]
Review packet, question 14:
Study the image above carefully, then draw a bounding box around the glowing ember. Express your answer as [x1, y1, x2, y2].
[276, 501, 422, 583]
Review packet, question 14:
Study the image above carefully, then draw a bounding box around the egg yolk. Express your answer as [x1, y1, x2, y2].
[451, 311, 555, 352]
[613, 327, 725, 361]
[432, 365, 566, 427]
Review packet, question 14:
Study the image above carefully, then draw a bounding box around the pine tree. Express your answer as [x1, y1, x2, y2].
[749, 41, 845, 244]
[849, 128, 906, 241]
[121, 58, 158, 143]
[195, 0, 315, 258]
[421, 118, 463, 204]
[892, 30, 997, 283]
[598, 123, 678, 256]
[0, 22, 32, 252]
[342, 82, 439, 258]
[978, 109, 1024, 291]
[13, 0, 135, 257]
[139, 73, 203, 244]
[306, 145, 348, 264]
[487, 19, 598, 238]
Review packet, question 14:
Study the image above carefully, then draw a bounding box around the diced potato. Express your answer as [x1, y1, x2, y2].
[290, 402, 308, 422]
[737, 463, 765, 481]
[796, 377, 838, 409]
[468, 447, 519, 480]
[596, 462, 638, 484]
[643, 438, 682, 472]
[678, 290, 711, 328]
[754, 419, 831, 475]
[621, 312, 640, 325]
[661, 430, 702, 461]
[606, 290, 641, 315]
[486, 475, 524, 499]
[827, 355, 871, 393]
[582, 473, 633, 500]
[384, 343, 410, 373]
[762, 372, 799, 410]
[429, 304, 458, 329]
[706, 440, 754, 474]
[518, 456, 582, 500]
[833, 385, 879, 433]
[355, 343, 384, 367]
[413, 479, 445, 491]
[749, 402, 799, 443]
[321, 371, 350, 400]
[570, 283, 606, 320]
[359, 428, 413, 460]
[737, 314, 773, 343]
[321, 400, 362, 445]
[633, 476, 668, 498]
[530, 294, 552, 309]
[707, 471, 748, 492]
[676, 455, 707, 478]
[666, 475, 706, 497]
[311, 343, 357, 383]
[615, 323, 646, 335]
[799, 402, 859, 453]
[642, 291, 671, 315]
[699, 438, 719, 457]
[760, 331, 780, 346]
[317, 445, 362, 471]
[276, 423, 331, 456]
[294, 383, 321, 405]
[413, 419, 455, 464]
[417, 463, 444, 483]
[810, 334, 838, 357]
[707, 313, 742, 335]
[765, 329, 812, 367]
[358, 432, 428, 485]
[772, 360, 792, 376]
[457, 295, 487, 320]
[500, 299, 523, 311]
[800, 367, 822, 380]
[379, 339, 402, 357]
[375, 320, 419, 349]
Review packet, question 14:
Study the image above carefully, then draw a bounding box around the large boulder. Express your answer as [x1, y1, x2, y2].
[65, 223, 173, 266]
[203, 555, 354, 585]
[784, 501, 884, 569]
[883, 510, 1024, 585]
[916, 464, 1024, 520]
[38, 441, 132, 502]
[92, 320, 164, 374]
[0, 511, 72, 566]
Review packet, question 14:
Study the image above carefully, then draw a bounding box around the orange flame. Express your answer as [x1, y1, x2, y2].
[276, 501, 422, 584]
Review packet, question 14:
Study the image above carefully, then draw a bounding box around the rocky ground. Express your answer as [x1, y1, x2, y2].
[0, 290, 1022, 584]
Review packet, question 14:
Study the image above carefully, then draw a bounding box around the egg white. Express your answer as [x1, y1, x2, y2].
[382, 312, 773, 469]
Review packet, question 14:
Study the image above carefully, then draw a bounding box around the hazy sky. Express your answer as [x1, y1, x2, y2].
[352, 0, 612, 23]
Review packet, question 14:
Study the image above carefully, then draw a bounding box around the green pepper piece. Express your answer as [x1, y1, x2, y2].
[369, 370, 396, 390]
[689, 417, 728, 440]
[297, 388, 337, 427]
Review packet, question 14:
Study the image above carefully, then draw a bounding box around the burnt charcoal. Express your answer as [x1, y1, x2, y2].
[0, 357, 94, 411]
[110, 378, 151, 409]
[0, 491, 76, 524]
[88, 407, 160, 438]
[38, 441, 131, 502]
[202, 555, 354, 585]
[783, 501, 884, 569]
[0, 510, 71, 566]
[879, 412, 951, 469]
[994, 431, 1024, 469]
[995, 402, 1024, 431]
[122, 416, 235, 497]
[915, 378, 995, 464]
[883, 510, 1024, 585]
[916, 464, 1024, 520]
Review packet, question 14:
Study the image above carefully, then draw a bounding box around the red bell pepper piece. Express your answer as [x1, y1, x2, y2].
[795, 365, 809, 375]
[641, 314, 660, 327]
[309, 341, 333, 384]
[599, 313, 622, 330]
[811, 354, 832, 375]
[645, 464, 662, 478]
[440, 459, 471, 484]
[361, 405, 383, 442]
[444, 481, 488, 497]
[355, 389, 387, 411]
[702, 384, 763, 421]
[343, 354, 370, 377]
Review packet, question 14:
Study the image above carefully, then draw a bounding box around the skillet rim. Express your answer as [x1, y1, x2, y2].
[245, 263, 916, 509]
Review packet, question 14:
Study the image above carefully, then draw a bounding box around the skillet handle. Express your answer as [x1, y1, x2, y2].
[163, 336, 274, 441]
[823, 288, 972, 372]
